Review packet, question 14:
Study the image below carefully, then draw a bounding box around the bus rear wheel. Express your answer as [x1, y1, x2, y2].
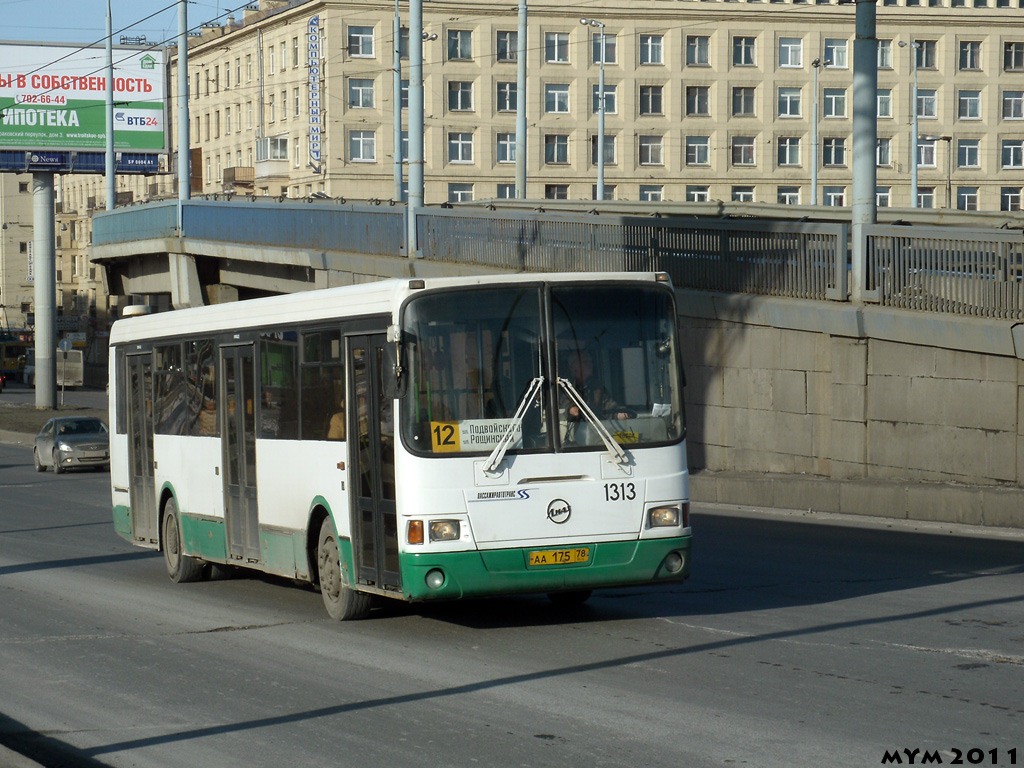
[317, 518, 370, 621]
[162, 498, 204, 583]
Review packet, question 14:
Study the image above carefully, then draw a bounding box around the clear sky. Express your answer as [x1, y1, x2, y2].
[0, 0, 247, 46]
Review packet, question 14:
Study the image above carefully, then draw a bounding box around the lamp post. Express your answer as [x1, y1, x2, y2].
[393, 0, 402, 201]
[580, 18, 606, 201]
[899, 40, 920, 207]
[811, 57, 821, 206]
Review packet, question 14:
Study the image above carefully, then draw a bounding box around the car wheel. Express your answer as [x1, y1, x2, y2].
[317, 517, 370, 621]
[51, 449, 63, 474]
[162, 497, 204, 583]
[33, 449, 46, 472]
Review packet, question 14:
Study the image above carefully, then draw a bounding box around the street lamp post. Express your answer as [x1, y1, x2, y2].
[811, 57, 821, 206]
[899, 40, 920, 207]
[580, 18, 606, 201]
[393, 0, 402, 201]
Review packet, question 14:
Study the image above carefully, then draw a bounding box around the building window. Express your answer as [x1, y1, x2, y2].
[448, 30, 472, 61]
[1003, 90, 1024, 119]
[732, 36, 756, 66]
[448, 81, 474, 111]
[496, 183, 516, 199]
[958, 90, 981, 120]
[824, 38, 848, 68]
[349, 130, 375, 162]
[592, 184, 615, 201]
[823, 137, 846, 166]
[777, 186, 800, 205]
[778, 87, 802, 118]
[957, 187, 979, 211]
[876, 187, 891, 208]
[544, 134, 569, 164]
[686, 35, 710, 66]
[916, 40, 937, 69]
[496, 31, 517, 62]
[877, 39, 893, 69]
[545, 84, 570, 113]
[732, 86, 756, 117]
[639, 184, 664, 201]
[639, 135, 664, 165]
[823, 88, 847, 118]
[731, 136, 756, 166]
[686, 85, 710, 116]
[918, 187, 936, 209]
[639, 34, 664, 65]
[590, 135, 616, 166]
[348, 26, 375, 57]
[1001, 187, 1022, 211]
[349, 78, 375, 108]
[876, 137, 891, 167]
[496, 133, 516, 163]
[917, 89, 937, 119]
[823, 186, 845, 206]
[732, 186, 755, 202]
[1002, 139, 1024, 168]
[592, 84, 617, 114]
[686, 185, 709, 202]
[448, 132, 474, 163]
[591, 32, 617, 64]
[496, 82, 517, 112]
[685, 135, 710, 166]
[877, 89, 892, 119]
[778, 37, 802, 68]
[448, 183, 474, 202]
[545, 32, 570, 63]
[777, 137, 801, 166]
[639, 85, 664, 116]
[544, 184, 569, 200]
[1004, 42, 1024, 72]
[958, 139, 980, 168]
[918, 138, 938, 167]
[959, 41, 982, 71]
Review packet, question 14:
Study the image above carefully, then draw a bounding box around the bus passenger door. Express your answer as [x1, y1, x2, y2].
[126, 353, 158, 545]
[221, 344, 260, 563]
[348, 334, 400, 592]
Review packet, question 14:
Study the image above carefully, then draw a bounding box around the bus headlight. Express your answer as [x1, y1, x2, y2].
[648, 505, 680, 528]
[429, 520, 460, 542]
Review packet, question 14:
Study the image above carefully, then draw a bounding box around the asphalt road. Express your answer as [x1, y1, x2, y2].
[0, 440, 1022, 768]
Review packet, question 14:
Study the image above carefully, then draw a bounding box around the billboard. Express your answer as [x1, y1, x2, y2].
[0, 42, 166, 154]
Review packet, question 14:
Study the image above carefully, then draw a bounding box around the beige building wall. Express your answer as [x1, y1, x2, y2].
[0, 174, 34, 331]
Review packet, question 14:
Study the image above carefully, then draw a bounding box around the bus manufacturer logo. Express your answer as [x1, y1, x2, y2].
[546, 499, 571, 524]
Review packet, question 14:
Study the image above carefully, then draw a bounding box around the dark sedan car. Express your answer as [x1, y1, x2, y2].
[33, 416, 110, 473]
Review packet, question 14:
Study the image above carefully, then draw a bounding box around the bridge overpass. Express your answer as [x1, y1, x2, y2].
[90, 198, 1024, 529]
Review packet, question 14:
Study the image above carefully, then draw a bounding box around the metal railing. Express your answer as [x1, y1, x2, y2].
[865, 224, 1024, 319]
[417, 208, 849, 302]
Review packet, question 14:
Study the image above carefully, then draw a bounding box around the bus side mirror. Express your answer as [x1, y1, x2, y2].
[383, 342, 406, 399]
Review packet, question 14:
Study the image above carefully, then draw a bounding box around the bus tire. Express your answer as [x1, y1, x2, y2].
[547, 589, 592, 606]
[162, 498, 204, 583]
[317, 518, 370, 621]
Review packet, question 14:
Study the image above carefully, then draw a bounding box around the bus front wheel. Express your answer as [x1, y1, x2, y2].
[162, 498, 204, 583]
[317, 518, 371, 621]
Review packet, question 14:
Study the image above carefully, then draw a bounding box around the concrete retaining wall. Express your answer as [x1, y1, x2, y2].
[678, 289, 1024, 528]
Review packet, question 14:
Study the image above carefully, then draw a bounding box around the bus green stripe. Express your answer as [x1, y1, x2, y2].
[399, 536, 692, 601]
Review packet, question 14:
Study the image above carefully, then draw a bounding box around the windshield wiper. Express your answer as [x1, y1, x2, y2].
[482, 376, 545, 473]
[557, 377, 628, 465]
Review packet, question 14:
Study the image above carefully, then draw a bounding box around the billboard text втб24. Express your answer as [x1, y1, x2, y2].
[0, 42, 166, 153]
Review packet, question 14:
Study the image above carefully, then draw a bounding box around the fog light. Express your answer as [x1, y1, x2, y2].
[429, 520, 460, 542]
[425, 568, 446, 589]
[662, 551, 684, 573]
[648, 505, 680, 528]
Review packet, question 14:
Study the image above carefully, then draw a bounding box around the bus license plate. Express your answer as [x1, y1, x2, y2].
[528, 547, 590, 566]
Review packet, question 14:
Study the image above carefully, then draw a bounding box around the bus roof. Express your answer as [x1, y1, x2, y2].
[108, 272, 669, 345]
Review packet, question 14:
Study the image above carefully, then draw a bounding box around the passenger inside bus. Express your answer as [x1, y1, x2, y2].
[563, 349, 630, 422]
[327, 397, 346, 440]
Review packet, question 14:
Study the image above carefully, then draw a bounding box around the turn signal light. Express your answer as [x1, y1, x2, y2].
[408, 520, 424, 545]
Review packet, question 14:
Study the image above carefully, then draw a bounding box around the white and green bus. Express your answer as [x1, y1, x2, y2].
[109, 273, 692, 619]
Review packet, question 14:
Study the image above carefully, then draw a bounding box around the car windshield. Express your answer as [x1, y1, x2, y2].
[57, 419, 107, 436]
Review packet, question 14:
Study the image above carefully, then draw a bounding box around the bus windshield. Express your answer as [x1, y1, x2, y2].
[400, 281, 684, 456]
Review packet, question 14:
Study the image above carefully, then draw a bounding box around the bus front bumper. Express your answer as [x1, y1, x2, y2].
[400, 535, 692, 602]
